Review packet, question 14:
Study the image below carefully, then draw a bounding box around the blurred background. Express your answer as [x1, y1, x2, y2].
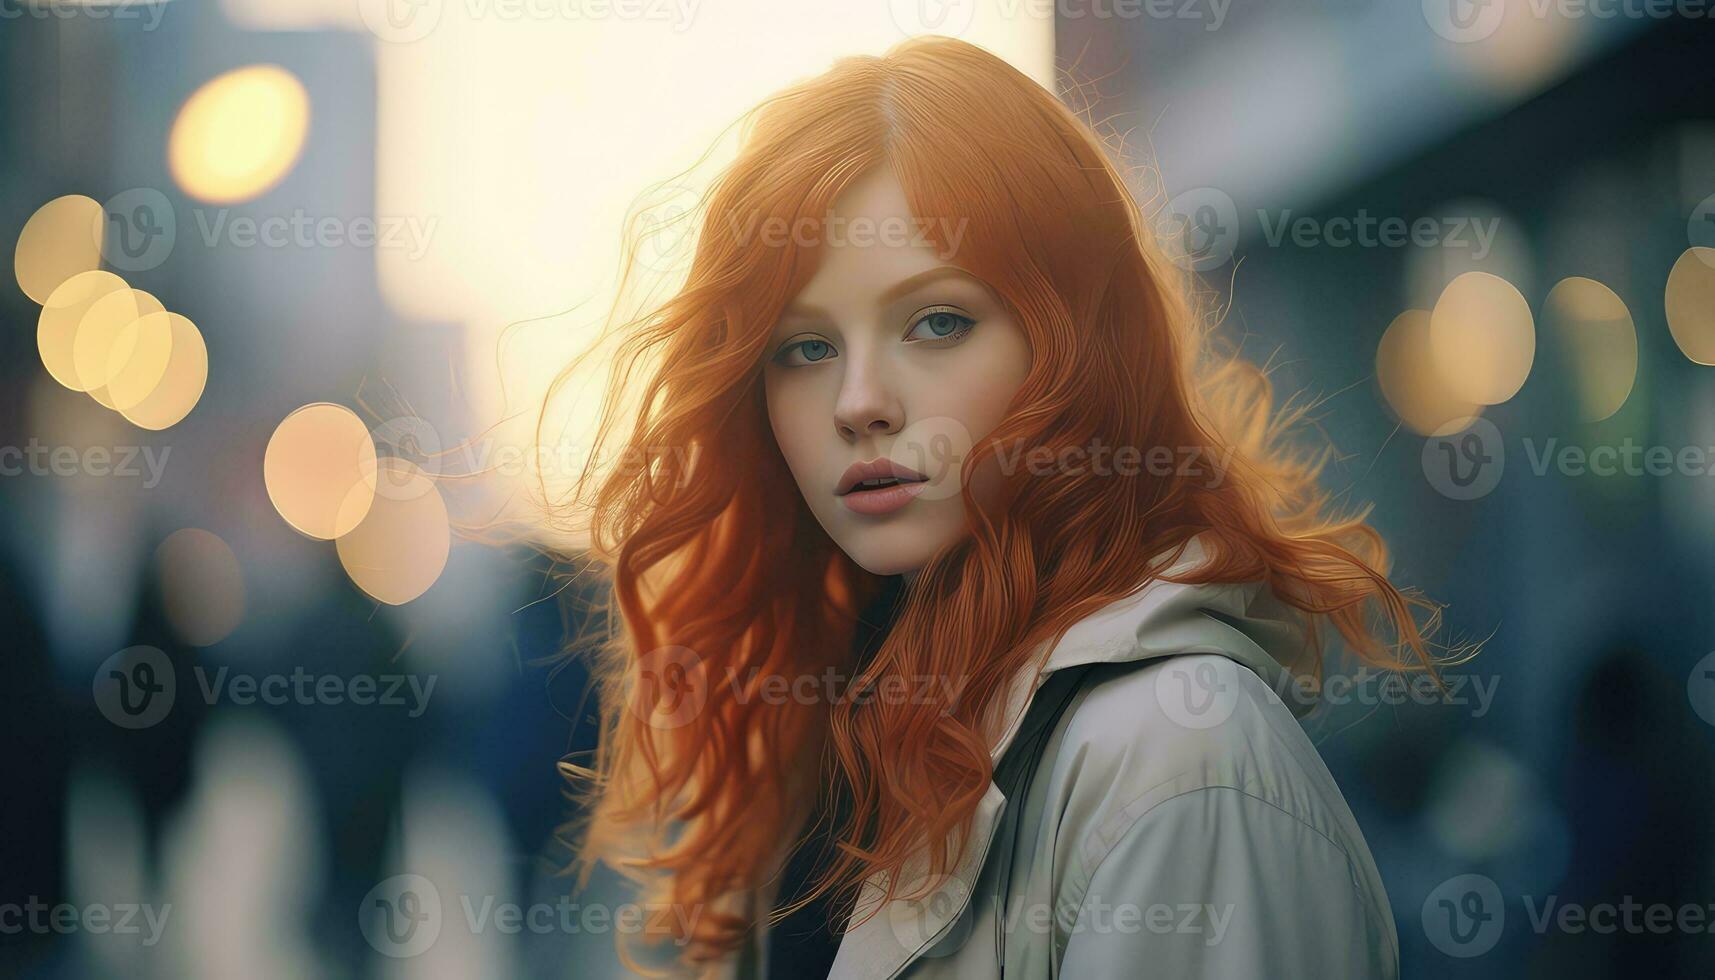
[3, 0, 1714, 976]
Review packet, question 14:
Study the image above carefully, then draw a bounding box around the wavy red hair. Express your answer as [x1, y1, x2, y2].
[546, 35, 1453, 974]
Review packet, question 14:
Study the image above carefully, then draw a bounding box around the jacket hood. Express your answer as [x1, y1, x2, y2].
[984, 532, 1317, 764]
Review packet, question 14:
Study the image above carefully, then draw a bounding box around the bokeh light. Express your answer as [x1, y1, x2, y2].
[72, 288, 165, 403]
[105, 307, 177, 411]
[1376, 309, 1484, 437]
[156, 528, 246, 647]
[1439, 0, 1581, 97]
[264, 403, 378, 541]
[117, 312, 208, 430]
[1429, 270, 1537, 405]
[38, 270, 128, 391]
[14, 194, 104, 304]
[1541, 276, 1636, 422]
[335, 458, 450, 605]
[1665, 246, 1715, 366]
[168, 64, 310, 205]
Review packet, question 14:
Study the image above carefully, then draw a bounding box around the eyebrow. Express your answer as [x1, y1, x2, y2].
[780, 265, 981, 321]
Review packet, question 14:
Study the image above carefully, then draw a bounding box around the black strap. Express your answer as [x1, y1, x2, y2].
[991, 665, 1094, 804]
[984, 665, 1096, 969]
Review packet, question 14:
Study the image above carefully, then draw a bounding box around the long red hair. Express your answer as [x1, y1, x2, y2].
[546, 35, 1451, 973]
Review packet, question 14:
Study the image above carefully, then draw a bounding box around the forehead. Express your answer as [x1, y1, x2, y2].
[788, 167, 952, 309]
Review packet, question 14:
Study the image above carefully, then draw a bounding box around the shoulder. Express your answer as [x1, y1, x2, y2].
[1049, 652, 1337, 832]
[1035, 655, 1399, 974]
[1040, 652, 1393, 914]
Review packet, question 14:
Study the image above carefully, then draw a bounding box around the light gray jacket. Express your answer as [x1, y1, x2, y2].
[714, 538, 1400, 979]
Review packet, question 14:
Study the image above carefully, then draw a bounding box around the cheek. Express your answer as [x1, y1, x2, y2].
[764, 375, 820, 489]
[932, 327, 1029, 503]
[935, 328, 1030, 435]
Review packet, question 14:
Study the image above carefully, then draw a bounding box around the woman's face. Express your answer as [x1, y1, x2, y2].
[762, 167, 1032, 577]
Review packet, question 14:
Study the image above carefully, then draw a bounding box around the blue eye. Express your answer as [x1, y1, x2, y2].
[907, 309, 976, 342]
[774, 337, 836, 367]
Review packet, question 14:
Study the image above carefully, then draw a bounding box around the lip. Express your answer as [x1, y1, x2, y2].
[834, 456, 931, 517]
[841, 479, 928, 516]
[834, 457, 930, 497]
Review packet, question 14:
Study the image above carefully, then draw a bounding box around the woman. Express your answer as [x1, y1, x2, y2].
[551, 35, 1447, 979]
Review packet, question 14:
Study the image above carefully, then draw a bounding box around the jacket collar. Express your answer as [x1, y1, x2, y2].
[815, 532, 1314, 980]
[984, 533, 1316, 763]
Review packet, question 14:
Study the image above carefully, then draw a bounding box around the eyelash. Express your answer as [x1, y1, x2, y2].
[770, 306, 978, 367]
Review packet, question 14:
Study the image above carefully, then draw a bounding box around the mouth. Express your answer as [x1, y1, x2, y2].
[835, 458, 931, 497]
[841, 474, 930, 495]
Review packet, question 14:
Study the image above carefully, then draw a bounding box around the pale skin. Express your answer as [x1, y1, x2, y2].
[762, 167, 1033, 581]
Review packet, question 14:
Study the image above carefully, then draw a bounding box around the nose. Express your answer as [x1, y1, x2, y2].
[832, 353, 902, 441]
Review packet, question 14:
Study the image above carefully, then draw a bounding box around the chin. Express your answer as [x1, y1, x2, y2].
[835, 522, 960, 577]
[848, 551, 925, 577]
